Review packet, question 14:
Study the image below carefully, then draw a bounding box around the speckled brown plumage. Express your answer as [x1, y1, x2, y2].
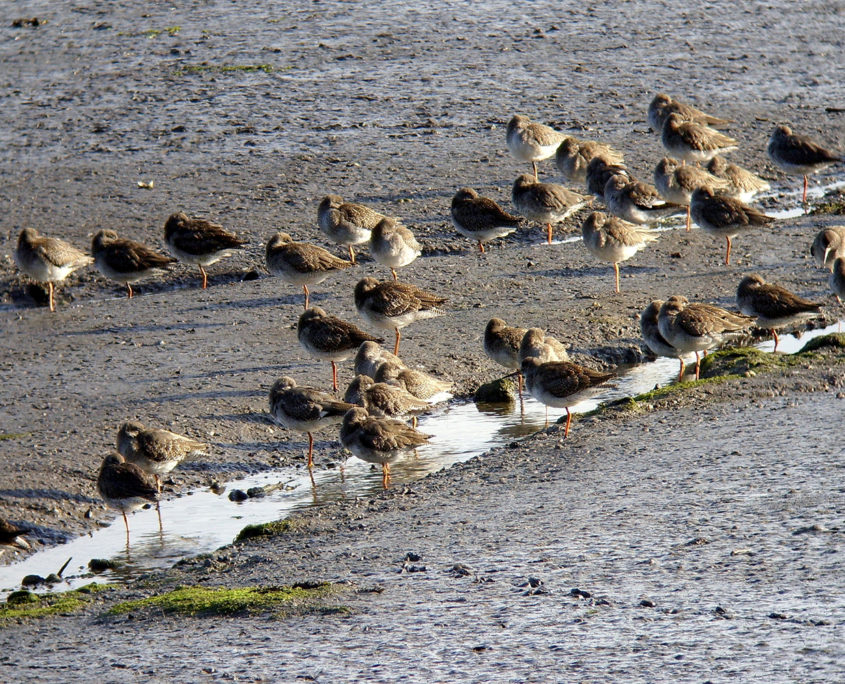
[648, 93, 731, 132]
[92, 230, 176, 298]
[164, 211, 246, 288]
[736, 274, 822, 350]
[450, 188, 520, 252]
[318, 194, 386, 263]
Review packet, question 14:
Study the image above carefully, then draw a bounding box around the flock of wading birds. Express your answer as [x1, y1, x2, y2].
[4, 93, 845, 547]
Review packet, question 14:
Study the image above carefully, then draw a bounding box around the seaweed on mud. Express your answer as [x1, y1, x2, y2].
[0, 583, 108, 622]
[107, 583, 344, 618]
[174, 63, 277, 76]
[235, 519, 297, 542]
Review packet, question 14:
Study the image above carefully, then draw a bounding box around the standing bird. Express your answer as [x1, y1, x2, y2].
[450, 188, 521, 253]
[484, 317, 529, 396]
[354, 341, 405, 379]
[0, 519, 30, 551]
[767, 124, 844, 205]
[14, 227, 93, 312]
[339, 407, 430, 488]
[265, 232, 353, 309]
[520, 357, 613, 436]
[268, 377, 355, 469]
[518, 328, 570, 365]
[736, 274, 823, 352]
[640, 300, 685, 379]
[164, 212, 246, 289]
[581, 211, 658, 293]
[344, 375, 429, 419]
[707, 156, 771, 203]
[506, 115, 568, 180]
[354, 277, 446, 356]
[369, 217, 422, 280]
[92, 229, 176, 298]
[317, 194, 386, 264]
[374, 361, 453, 400]
[555, 137, 624, 186]
[297, 307, 383, 391]
[512, 174, 592, 244]
[810, 226, 845, 270]
[586, 156, 630, 199]
[661, 113, 738, 165]
[690, 186, 776, 265]
[658, 296, 753, 380]
[96, 453, 159, 544]
[648, 93, 731, 132]
[603, 174, 685, 225]
[830, 257, 845, 303]
[653, 157, 730, 231]
[117, 420, 208, 493]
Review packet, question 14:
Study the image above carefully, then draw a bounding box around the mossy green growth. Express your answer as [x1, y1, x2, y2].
[0, 432, 29, 441]
[474, 376, 517, 404]
[698, 347, 810, 377]
[108, 583, 341, 618]
[809, 199, 845, 216]
[799, 333, 845, 352]
[235, 519, 294, 542]
[0, 583, 107, 622]
[175, 63, 276, 76]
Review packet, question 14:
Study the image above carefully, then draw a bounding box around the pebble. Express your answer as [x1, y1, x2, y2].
[228, 489, 248, 502]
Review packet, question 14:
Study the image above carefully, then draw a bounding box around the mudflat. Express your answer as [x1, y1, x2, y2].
[0, 1, 843, 681]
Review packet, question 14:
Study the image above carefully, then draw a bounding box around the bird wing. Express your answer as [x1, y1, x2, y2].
[359, 418, 429, 451]
[751, 286, 821, 318]
[171, 220, 245, 255]
[105, 241, 174, 273]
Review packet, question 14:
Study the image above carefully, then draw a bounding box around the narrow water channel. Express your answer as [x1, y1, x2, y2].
[1, 318, 841, 597]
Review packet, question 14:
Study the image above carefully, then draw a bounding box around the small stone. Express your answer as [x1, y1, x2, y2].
[21, 574, 46, 587]
[474, 377, 516, 404]
[246, 487, 266, 498]
[404, 552, 421, 562]
[228, 489, 248, 502]
[639, 599, 655, 608]
[89, 558, 120, 573]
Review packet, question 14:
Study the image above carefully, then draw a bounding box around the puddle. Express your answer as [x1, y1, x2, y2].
[3, 318, 841, 596]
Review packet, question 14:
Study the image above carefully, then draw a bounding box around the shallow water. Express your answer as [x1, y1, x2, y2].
[1, 318, 841, 596]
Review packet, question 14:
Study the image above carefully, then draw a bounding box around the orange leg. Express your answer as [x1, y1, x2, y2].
[564, 408, 572, 438]
[390, 268, 398, 281]
[614, 263, 621, 293]
[331, 361, 338, 392]
[393, 328, 401, 356]
[122, 511, 130, 546]
[532, 161, 539, 181]
[802, 175, 808, 206]
[127, 283, 134, 299]
[307, 432, 314, 469]
[303, 285, 310, 310]
[48, 282, 55, 312]
[479, 242, 485, 253]
[772, 330, 780, 353]
[724, 236, 732, 266]
[685, 206, 691, 232]
[517, 371, 523, 399]
[382, 463, 391, 489]
[199, 265, 208, 289]
[546, 223, 553, 245]
[694, 351, 702, 380]
[678, 357, 686, 382]
[348, 245, 356, 264]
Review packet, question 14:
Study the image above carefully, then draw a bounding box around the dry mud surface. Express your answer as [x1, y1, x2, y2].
[0, 0, 843, 681]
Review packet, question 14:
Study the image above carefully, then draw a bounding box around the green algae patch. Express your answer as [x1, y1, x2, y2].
[699, 347, 810, 378]
[799, 333, 845, 352]
[474, 376, 517, 404]
[175, 63, 277, 76]
[0, 583, 108, 622]
[235, 519, 296, 542]
[108, 583, 343, 618]
[0, 432, 29, 441]
[809, 198, 845, 216]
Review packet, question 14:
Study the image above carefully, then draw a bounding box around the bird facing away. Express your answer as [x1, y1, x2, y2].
[767, 125, 844, 205]
[92, 229, 176, 298]
[520, 357, 613, 436]
[581, 211, 658, 293]
[484, 317, 529, 397]
[353, 277, 446, 356]
[97, 452, 159, 544]
[517, 328, 570, 365]
[297, 306, 384, 391]
[374, 360, 453, 400]
[512, 173, 592, 244]
[265, 232, 353, 309]
[661, 113, 738, 165]
[339, 407, 431, 488]
[354, 340, 405, 379]
[555, 137, 624, 186]
[0, 518, 30, 551]
[317, 194, 386, 264]
[585, 156, 630, 198]
[117, 420, 207, 492]
[647, 93, 731, 132]
[830, 257, 845, 303]
[736, 274, 822, 351]
[506, 115, 568, 180]
[707, 156, 771, 203]
[639, 300, 685, 379]
[343, 374, 429, 418]
[658, 295, 753, 380]
[603, 174, 685, 225]
[269, 376, 355, 468]
[164, 212, 246, 289]
[369, 217, 422, 280]
[810, 226, 845, 270]
[450, 188, 521, 253]
[14, 227, 94, 312]
[690, 186, 776, 265]
[653, 157, 730, 231]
